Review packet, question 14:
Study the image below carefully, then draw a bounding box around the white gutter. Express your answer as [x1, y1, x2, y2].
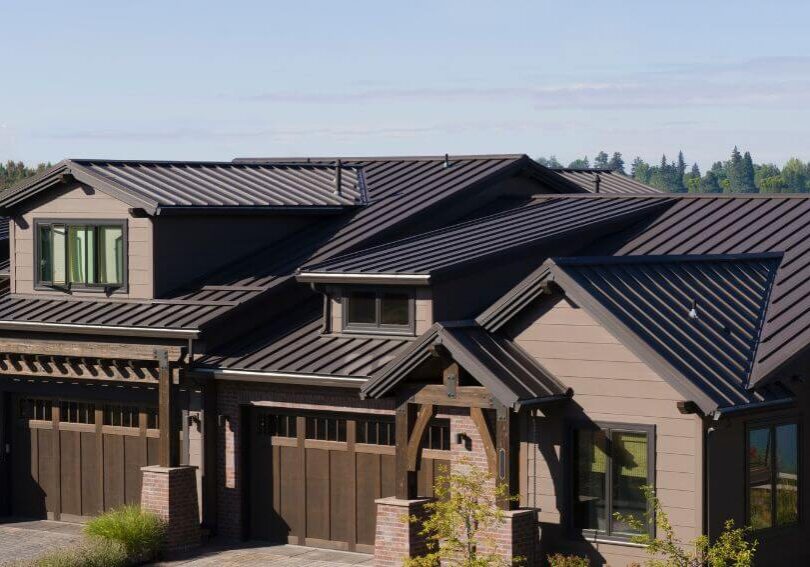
[296, 272, 431, 285]
[194, 367, 367, 388]
[0, 320, 200, 339]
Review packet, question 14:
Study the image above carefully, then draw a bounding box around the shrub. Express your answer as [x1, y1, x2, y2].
[547, 553, 590, 567]
[30, 538, 128, 567]
[85, 505, 166, 559]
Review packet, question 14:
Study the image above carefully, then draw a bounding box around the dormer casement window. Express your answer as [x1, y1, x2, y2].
[343, 289, 414, 334]
[35, 219, 126, 291]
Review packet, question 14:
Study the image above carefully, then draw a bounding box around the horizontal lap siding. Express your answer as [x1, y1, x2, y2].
[511, 296, 703, 564]
[11, 184, 153, 298]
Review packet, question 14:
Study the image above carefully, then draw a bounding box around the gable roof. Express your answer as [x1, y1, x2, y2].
[0, 159, 367, 215]
[0, 155, 558, 335]
[552, 168, 663, 194]
[361, 321, 571, 409]
[298, 196, 674, 281]
[483, 253, 790, 412]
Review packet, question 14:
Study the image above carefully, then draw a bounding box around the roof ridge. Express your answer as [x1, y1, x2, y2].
[233, 154, 527, 164]
[551, 252, 784, 266]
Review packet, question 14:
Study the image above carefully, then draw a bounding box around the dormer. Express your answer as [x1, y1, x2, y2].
[320, 286, 433, 336]
[0, 159, 366, 300]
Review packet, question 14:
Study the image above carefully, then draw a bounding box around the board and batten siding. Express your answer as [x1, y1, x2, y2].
[509, 294, 704, 566]
[10, 184, 153, 299]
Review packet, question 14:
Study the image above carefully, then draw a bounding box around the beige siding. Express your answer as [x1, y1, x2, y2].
[510, 295, 703, 564]
[11, 184, 153, 299]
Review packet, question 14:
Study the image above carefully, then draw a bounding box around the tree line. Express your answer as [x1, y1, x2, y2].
[0, 161, 51, 191]
[537, 148, 810, 193]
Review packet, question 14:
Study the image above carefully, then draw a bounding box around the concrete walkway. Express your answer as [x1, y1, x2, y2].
[0, 519, 85, 566]
[155, 542, 374, 566]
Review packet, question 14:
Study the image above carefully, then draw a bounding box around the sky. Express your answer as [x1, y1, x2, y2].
[2, 0, 810, 170]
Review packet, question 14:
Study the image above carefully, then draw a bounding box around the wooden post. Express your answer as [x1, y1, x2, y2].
[495, 403, 518, 510]
[201, 379, 218, 531]
[395, 400, 418, 500]
[156, 349, 178, 467]
[443, 362, 459, 399]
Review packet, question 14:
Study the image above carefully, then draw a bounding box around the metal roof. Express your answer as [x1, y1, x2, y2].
[361, 321, 571, 408]
[0, 156, 546, 333]
[197, 301, 409, 379]
[0, 218, 8, 241]
[543, 254, 787, 412]
[552, 168, 663, 194]
[593, 195, 810, 387]
[0, 159, 366, 215]
[298, 196, 674, 278]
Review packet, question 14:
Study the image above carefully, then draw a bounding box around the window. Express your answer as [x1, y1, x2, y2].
[306, 416, 347, 442]
[748, 422, 799, 530]
[572, 423, 654, 540]
[357, 419, 395, 445]
[257, 413, 297, 438]
[60, 401, 95, 424]
[36, 220, 126, 290]
[344, 289, 413, 333]
[422, 419, 451, 451]
[103, 404, 140, 428]
[18, 398, 52, 421]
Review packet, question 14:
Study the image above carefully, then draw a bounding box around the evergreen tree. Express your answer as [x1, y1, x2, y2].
[608, 152, 626, 174]
[631, 157, 651, 183]
[594, 151, 609, 169]
[685, 163, 701, 193]
[536, 155, 562, 168]
[727, 146, 744, 193]
[676, 151, 687, 191]
[568, 157, 590, 169]
[740, 151, 757, 193]
[700, 171, 722, 193]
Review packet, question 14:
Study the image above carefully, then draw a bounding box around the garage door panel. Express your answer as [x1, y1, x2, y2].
[59, 430, 82, 517]
[103, 434, 125, 510]
[329, 450, 353, 544]
[279, 445, 301, 541]
[81, 431, 102, 516]
[37, 429, 57, 518]
[124, 435, 144, 505]
[306, 448, 330, 541]
[356, 453, 381, 546]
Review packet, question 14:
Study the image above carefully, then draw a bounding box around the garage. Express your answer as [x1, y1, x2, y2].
[247, 408, 450, 553]
[10, 396, 161, 522]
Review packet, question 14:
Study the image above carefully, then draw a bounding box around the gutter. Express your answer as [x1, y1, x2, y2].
[0, 320, 200, 339]
[711, 397, 795, 419]
[192, 367, 367, 389]
[296, 272, 431, 285]
[513, 391, 573, 411]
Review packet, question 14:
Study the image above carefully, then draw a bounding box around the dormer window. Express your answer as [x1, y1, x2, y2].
[36, 220, 126, 290]
[343, 289, 413, 334]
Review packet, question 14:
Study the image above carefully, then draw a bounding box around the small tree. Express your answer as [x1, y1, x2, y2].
[405, 461, 521, 567]
[615, 486, 757, 567]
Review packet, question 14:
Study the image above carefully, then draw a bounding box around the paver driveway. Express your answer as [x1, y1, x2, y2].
[155, 542, 374, 566]
[0, 519, 85, 566]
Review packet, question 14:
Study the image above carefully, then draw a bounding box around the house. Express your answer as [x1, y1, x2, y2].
[0, 156, 806, 566]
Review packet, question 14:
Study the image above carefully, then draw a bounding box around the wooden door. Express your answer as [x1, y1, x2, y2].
[248, 409, 450, 554]
[10, 396, 159, 521]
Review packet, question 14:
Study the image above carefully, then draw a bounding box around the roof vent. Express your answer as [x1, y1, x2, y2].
[443, 153, 451, 169]
[688, 299, 698, 320]
[335, 159, 342, 196]
[594, 172, 601, 193]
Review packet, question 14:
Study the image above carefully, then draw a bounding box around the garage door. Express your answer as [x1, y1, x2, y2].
[11, 396, 160, 522]
[248, 409, 450, 553]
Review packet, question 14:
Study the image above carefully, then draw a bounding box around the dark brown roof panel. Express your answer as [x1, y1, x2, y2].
[552, 169, 663, 195]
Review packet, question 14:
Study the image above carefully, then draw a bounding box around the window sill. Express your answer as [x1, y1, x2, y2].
[575, 532, 648, 548]
[34, 285, 129, 296]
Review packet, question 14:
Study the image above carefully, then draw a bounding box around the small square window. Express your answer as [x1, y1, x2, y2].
[381, 293, 410, 326]
[347, 291, 376, 324]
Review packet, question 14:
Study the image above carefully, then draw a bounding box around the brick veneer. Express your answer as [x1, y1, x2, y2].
[141, 465, 200, 551]
[373, 497, 431, 566]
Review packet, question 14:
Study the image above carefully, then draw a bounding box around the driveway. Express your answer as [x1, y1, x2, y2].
[155, 542, 374, 566]
[0, 519, 85, 566]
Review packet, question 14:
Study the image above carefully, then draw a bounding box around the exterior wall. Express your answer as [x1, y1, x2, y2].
[508, 294, 703, 566]
[10, 183, 154, 298]
[329, 287, 433, 335]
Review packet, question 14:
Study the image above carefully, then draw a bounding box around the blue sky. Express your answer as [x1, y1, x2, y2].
[2, 0, 810, 169]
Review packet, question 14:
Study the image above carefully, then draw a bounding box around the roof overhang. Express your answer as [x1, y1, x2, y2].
[296, 272, 432, 285]
[0, 320, 200, 339]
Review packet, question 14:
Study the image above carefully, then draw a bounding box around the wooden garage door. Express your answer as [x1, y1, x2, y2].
[11, 396, 160, 522]
[248, 409, 450, 554]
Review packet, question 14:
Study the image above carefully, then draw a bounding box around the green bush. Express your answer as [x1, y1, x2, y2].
[84, 505, 166, 559]
[30, 538, 128, 567]
[547, 553, 590, 567]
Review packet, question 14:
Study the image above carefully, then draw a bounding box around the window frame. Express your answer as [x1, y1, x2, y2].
[745, 418, 801, 532]
[34, 218, 128, 293]
[342, 287, 415, 335]
[567, 420, 656, 543]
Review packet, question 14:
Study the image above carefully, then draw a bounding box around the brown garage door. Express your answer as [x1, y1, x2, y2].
[248, 409, 450, 553]
[11, 396, 160, 522]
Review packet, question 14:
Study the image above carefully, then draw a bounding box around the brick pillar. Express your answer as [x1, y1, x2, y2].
[374, 497, 431, 567]
[141, 465, 200, 552]
[487, 509, 540, 566]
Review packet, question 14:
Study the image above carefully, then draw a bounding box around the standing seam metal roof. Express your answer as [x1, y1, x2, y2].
[552, 168, 663, 195]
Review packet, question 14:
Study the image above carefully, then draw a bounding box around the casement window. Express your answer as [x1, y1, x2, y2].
[343, 289, 414, 334]
[747, 421, 799, 530]
[36, 220, 126, 290]
[572, 423, 655, 540]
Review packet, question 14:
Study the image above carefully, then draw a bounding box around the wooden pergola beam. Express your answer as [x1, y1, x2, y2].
[0, 339, 182, 362]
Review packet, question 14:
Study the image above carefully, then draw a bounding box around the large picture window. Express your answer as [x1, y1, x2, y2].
[343, 289, 413, 333]
[36, 220, 126, 290]
[747, 422, 799, 530]
[572, 423, 654, 540]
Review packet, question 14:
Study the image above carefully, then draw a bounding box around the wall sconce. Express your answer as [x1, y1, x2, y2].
[456, 433, 471, 451]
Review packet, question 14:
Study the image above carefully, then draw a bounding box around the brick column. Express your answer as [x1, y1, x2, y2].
[486, 509, 540, 566]
[141, 465, 200, 552]
[374, 497, 431, 567]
